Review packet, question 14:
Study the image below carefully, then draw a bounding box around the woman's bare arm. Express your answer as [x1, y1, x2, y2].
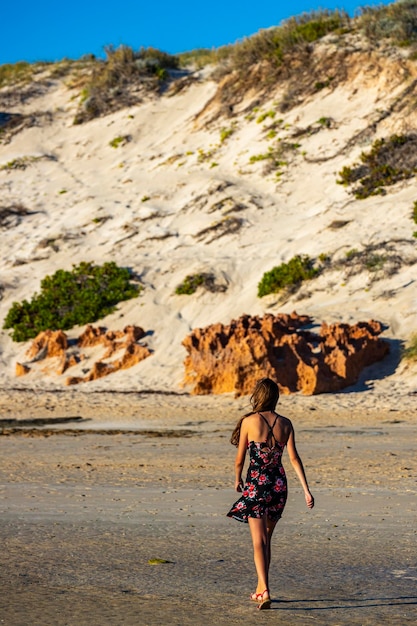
[234, 418, 249, 492]
[287, 426, 314, 509]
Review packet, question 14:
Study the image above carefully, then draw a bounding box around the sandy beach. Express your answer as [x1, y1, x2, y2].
[2, 19, 417, 625]
[1, 389, 416, 625]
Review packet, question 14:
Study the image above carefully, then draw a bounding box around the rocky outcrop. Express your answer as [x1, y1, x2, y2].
[26, 330, 68, 360]
[77, 324, 146, 359]
[19, 324, 150, 384]
[182, 312, 389, 396]
[15, 362, 30, 376]
[66, 343, 151, 385]
[56, 354, 82, 375]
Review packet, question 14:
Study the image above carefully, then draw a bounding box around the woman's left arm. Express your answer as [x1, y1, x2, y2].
[234, 418, 248, 492]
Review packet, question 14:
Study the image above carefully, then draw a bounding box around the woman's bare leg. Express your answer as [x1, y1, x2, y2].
[266, 518, 277, 573]
[248, 517, 270, 595]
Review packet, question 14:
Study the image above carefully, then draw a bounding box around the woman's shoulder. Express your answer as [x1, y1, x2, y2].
[242, 413, 259, 424]
[240, 413, 262, 430]
[276, 413, 293, 430]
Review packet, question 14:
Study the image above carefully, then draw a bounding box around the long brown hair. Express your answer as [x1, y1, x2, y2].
[230, 378, 280, 446]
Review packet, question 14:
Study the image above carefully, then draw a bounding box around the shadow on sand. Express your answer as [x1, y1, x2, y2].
[271, 594, 417, 611]
[337, 337, 404, 394]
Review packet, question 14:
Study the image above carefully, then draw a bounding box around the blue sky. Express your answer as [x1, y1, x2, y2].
[2, 0, 394, 65]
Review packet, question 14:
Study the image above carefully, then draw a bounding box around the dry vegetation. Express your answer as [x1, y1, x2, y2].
[339, 240, 417, 282]
[0, 204, 39, 229]
[194, 216, 244, 243]
[185, 2, 417, 117]
[338, 134, 417, 199]
[175, 273, 227, 295]
[72, 46, 179, 123]
[3, 4, 417, 126]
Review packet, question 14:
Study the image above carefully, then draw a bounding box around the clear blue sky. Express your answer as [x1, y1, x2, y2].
[1, 0, 394, 65]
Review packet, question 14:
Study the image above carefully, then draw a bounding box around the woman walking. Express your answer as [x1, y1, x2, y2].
[227, 377, 314, 610]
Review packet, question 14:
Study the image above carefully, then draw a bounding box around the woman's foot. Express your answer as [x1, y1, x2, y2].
[257, 589, 271, 610]
[250, 591, 263, 602]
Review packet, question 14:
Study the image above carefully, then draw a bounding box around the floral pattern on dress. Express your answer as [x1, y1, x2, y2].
[227, 441, 287, 523]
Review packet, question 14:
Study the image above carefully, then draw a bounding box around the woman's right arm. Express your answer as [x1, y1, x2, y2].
[287, 425, 314, 509]
[234, 418, 249, 492]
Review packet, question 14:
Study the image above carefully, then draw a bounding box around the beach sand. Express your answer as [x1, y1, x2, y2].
[2, 34, 417, 626]
[1, 390, 416, 625]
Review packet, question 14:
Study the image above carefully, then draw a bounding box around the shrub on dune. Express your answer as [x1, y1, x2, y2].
[3, 262, 141, 342]
[403, 333, 417, 362]
[257, 255, 319, 298]
[73, 45, 179, 123]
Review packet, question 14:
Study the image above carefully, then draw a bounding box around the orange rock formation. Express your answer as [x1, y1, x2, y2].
[15, 362, 31, 376]
[66, 343, 151, 385]
[26, 329, 68, 360]
[182, 313, 389, 396]
[19, 324, 150, 384]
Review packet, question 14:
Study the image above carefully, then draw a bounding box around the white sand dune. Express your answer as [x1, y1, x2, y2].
[1, 46, 417, 396]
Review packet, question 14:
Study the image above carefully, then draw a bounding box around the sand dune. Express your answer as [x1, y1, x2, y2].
[0, 43, 417, 396]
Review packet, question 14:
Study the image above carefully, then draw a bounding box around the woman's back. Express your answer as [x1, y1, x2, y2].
[245, 411, 292, 447]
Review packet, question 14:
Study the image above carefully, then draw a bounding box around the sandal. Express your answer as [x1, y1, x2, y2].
[257, 589, 271, 610]
[250, 591, 263, 603]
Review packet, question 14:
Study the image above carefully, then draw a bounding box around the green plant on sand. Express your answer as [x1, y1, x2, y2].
[257, 255, 319, 297]
[3, 262, 141, 342]
[175, 273, 226, 295]
[175, 274, 206, 295]
[402, 333, 417, 362]
[337, 134, 417, 199]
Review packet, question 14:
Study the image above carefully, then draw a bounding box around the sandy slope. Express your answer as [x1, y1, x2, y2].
[0, 47, 417, 394]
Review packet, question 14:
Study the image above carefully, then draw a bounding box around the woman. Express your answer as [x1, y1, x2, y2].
[227, 377, 314, 610]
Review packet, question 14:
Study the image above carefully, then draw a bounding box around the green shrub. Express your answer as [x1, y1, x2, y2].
[403, 333, 417, 362]
[249, 141, 300, 173]
[229, 9, 349, 76]
[3, 262, 141, 342]
[178, 47, 232, 68]
[280, 12, 348, 44]
[249, 152, 271, 163]
[365, 254, 386, 272]
[256, 110, 276, 124]
[317, 116, 333, 127]
[314, 77, 334, 91]
[318, 252, 331, 265]
[257, 255, 319, 297]
[345, 248, 359, 260]
[175, 274, 206, 295]
[175, 273, 226, 295]
[220, 126, 235, 143]
[337, 134, 417, 199]
[109, 135, 130, 148]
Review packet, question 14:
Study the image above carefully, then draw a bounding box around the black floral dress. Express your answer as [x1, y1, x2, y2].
[227, 415, 287, 523]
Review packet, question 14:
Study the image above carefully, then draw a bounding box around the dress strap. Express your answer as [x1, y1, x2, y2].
[259, 413, 279, 447]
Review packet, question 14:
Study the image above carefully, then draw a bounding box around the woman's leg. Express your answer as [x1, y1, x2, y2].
[266, 518, 277, 573]
[248, 517, 270, 594]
